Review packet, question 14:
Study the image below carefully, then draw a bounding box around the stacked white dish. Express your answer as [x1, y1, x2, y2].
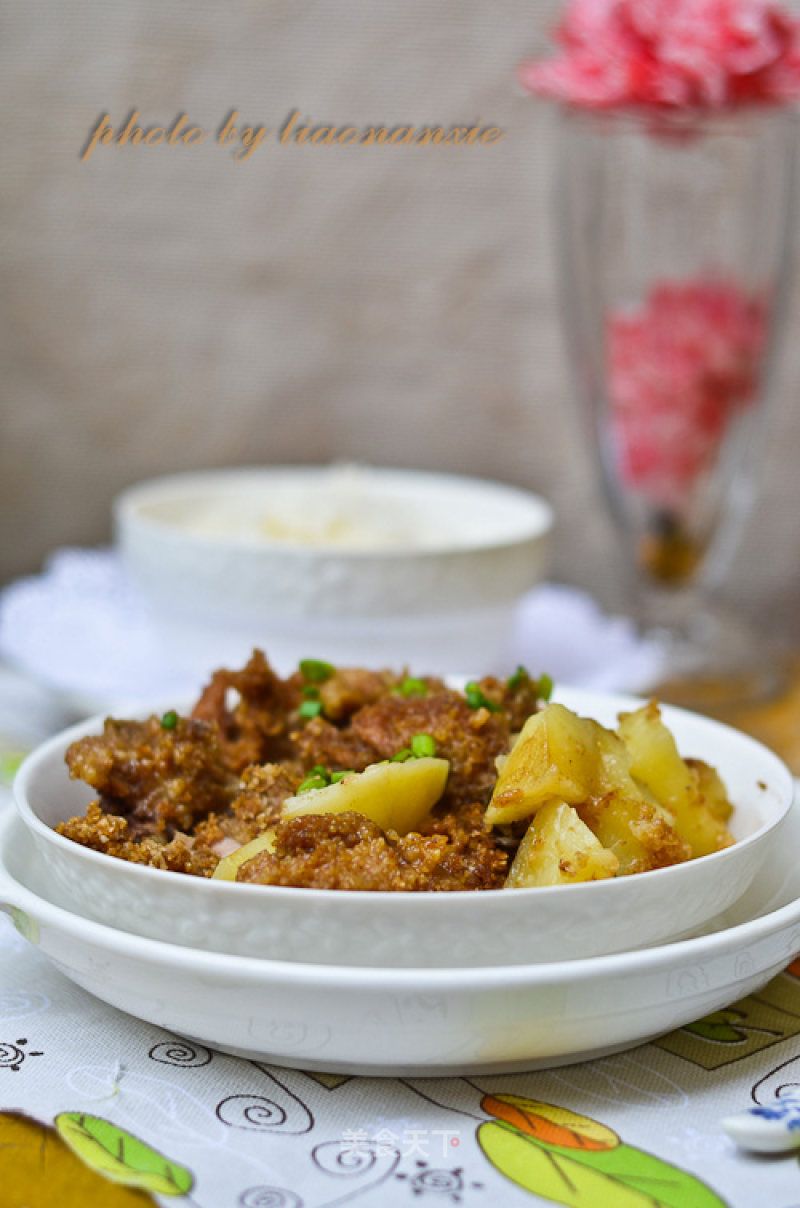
[0, 688, 796, 1076]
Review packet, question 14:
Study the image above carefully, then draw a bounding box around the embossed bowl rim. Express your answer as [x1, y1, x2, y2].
[10, 687, 794, 967]
[3, 798, 800, 1072]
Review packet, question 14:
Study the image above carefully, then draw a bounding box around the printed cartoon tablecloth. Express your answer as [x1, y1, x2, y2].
[4, 897, 800, 1207]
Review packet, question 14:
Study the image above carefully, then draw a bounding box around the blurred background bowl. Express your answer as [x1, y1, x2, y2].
[114, 464, 553, 676]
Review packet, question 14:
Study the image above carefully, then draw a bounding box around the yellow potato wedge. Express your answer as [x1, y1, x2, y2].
[486, 705, 600, 826]
[505, 800, 619, 888]
[686, 757, 733, 824]
[618, 702, 733, 858]
[281, 757, 449, 835]
[578, 790, 690, 875]
[486, 703, 640, 827]
[212, 830, 277, 881]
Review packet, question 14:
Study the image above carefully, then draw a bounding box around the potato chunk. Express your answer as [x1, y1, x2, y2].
[505, 800, 619, 888]
[212, 830, 277, 880]
[578, 791, 690, 875]
[486, 703, 641, 827]
[486, 705, 601, 826]
[686, 757, 733, 824]
[281, 757, 449, 835]
[617, 702, 733, 858]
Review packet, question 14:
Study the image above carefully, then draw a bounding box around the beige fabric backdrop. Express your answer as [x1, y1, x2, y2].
[2, 0, 799, 633]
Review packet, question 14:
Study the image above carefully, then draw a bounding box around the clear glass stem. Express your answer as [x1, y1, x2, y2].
[554, 106, 796, 708]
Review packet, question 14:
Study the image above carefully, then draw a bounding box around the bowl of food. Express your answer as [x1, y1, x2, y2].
[9, 652, 792, 968]
[3, 799, 800, 1074]
[114, 465, 553, 677]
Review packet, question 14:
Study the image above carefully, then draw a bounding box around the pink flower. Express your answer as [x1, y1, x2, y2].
[608, 278, 766, 508]
[520, 0, 800, 111]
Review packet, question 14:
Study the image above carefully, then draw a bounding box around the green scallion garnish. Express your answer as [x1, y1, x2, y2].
[298, 699, 323, 719]
[330, 769, 354, 783]
[297, 775, 328, 794]
[299, 658, 335, 684]
[537, 673, 554, 702]
[506, 665, 530, 692]
[396, 676, 427, 698]
[390, 748, 413, 762]
[410, 733, 436, 758]
[160, 710, 179, 730]
[464, 682, 501, 713]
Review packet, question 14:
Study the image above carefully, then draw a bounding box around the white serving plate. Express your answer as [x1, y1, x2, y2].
[11, 688, 793, 967]
[1, 798, 799, 1077]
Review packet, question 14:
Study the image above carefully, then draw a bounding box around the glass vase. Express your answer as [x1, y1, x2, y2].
[555, 106, 796, 707]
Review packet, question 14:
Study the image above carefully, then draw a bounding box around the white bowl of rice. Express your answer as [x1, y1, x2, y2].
[114, 465, 553, 678]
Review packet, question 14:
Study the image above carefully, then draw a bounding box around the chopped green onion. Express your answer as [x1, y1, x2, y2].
[390, 748, 413, 762]
[330, 770, 354, 783]
[464, 682, 501, 713]
[160, 710, 179, 730]
[537, 673, 554, 702]
[395, 676, 427, 698]
[506, 665, 530, 692]
[299, 658, 335, 684]
[410, 733, 436, 759]
[297, 775, 328, 794]
[298, 699, 323, 719]
[309, 764, 329, 779]
[302, 685, 320, 700]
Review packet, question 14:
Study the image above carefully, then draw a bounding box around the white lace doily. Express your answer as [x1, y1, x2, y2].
[0, 548, 662, 715]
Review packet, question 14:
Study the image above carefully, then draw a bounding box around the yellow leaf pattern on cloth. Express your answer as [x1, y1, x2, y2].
[478, 1096, 728, 1208]
[55, 1112, 194, 1197]
[481, 1095, 619, 1150]
[0, 1111, 157, 1207]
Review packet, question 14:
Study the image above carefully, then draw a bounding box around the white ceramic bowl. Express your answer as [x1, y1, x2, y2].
[2, 799, 800, 1075]
[114, 465, 553, 676]
[12, 688, 793, 968]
